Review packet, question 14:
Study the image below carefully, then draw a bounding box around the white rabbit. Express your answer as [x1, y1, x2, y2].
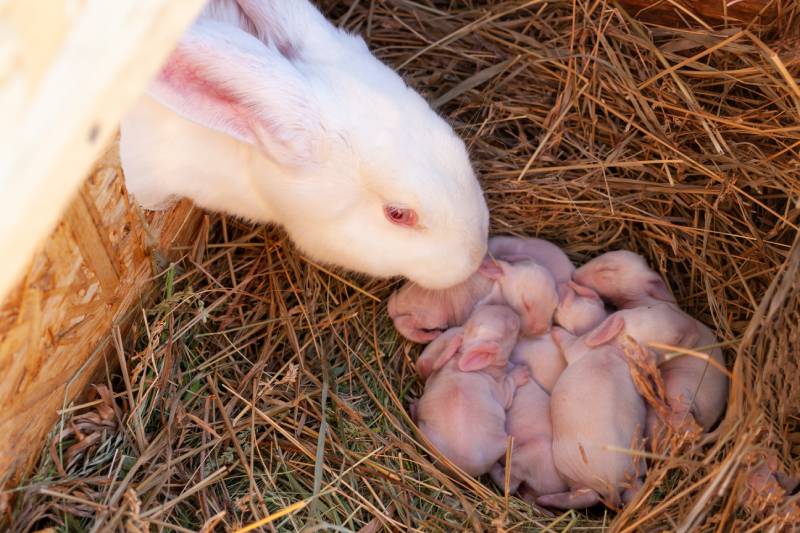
[120, 0, 489, 289]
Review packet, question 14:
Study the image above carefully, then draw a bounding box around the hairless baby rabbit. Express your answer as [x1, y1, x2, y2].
[574, 251, 729, 437]
[489, 236, 604, 335]
[389, 257, 559, 342]
[510, 333, 566, 393]
[540, 315, 647, 510]
[414, 305, 528, 476]
[541, 304, 699, 509]
[488, 236, 575, 285]
[121, 0, 488, 290]
[479, 258, 560, 337]
[573, 250, 675, 308]
[553, 281, 607, 336]
[388, 272, 493, 343]
[490, 378, 568, 499]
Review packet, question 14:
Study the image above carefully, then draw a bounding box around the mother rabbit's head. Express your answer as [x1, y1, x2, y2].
[131, 0, 489, 289]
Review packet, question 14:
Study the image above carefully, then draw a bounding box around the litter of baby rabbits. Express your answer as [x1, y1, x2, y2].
[393, 236, 729, 510]
[9, 1, 800, 531]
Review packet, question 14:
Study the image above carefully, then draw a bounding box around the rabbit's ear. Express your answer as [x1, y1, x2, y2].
[458, 342, 500, 372]
[478, 258, 508, 280]
[584, 314, 625, 347]
[149, 18, 322, 167]
[568, 281, 601, 301]
[235, 0, 349, 58]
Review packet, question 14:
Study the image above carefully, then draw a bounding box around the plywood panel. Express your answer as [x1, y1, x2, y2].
[0, 142, 203, 485]
[0, 0, 206, 307]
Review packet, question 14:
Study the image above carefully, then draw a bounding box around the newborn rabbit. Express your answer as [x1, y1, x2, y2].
[554, 281, 607, 336]
[490, 379, 568, 498]
[572, 250, 675, 308]
[479, 258, 560, 337]
[389, 257, 558, 342]
[506, 277, 600, 392]
[510, 333, 566, 393]
[414, 305, 527, 476]
[574, 251, 728, 436]
[121, 0, 488, 290]
[388, 272, 493, 343]
[489, 236, 575, 284]
[540, 315, 648, 510]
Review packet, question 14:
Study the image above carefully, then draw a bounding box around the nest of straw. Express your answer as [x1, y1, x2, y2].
[9, 0, 800, 531]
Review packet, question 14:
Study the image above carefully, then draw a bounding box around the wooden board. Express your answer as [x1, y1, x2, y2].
[0, 141, 203, 486]
[0, 0, 206, 307]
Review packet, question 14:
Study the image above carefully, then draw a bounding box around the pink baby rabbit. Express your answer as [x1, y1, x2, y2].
[572, 250, 675, 308]
[479, 258, 560, 337]
[542, 305, 706, 509]
[510, 333, 566, 393]
[540, 315, 647, 510]
[121, 0, 488, 290]
[489, 236, 575, 285]
[388, 273, 493, 343]
[554, 281, 607, 336]
[390, 257, 559, 342]
[491, 379, 568, 498]
[414, 305, 527, 476]
[574, 251, 728, 436]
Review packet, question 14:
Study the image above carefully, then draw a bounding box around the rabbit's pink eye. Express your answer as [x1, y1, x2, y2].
[384, 205, 417, 227]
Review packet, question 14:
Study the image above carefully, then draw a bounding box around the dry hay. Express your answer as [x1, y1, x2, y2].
[8, 0, 800, 531]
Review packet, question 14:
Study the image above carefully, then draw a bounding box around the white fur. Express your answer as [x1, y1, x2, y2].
[120, 0, 489, 289]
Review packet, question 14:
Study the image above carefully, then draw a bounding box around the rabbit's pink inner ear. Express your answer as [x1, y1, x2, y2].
[569, 281, 601, 300]
[585, 314, 625, 347]
[153, 49, 258, 145]
[458, 342, 498, 372]
[478, 258, 504, 280]
[148, 19, 320, 168]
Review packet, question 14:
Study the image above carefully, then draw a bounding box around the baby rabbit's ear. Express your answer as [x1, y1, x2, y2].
[584, 314, 625, 347]
[430, 332, 464, 373]
[458, 342, 500, 372]
[478, 258, 507, 281]
[149, 18, 322, 168]
[568, 281, 601, 301]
